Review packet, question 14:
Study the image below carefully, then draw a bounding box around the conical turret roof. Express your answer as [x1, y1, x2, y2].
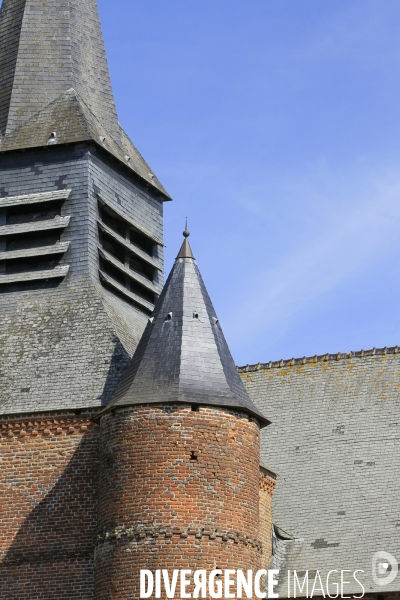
[104, 231, 270, 427]
[0, 0, 169, 197]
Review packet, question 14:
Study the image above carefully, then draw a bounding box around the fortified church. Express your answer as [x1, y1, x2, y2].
[0, 1, 399, 599]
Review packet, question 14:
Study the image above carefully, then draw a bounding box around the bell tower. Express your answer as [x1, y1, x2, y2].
[94, 230, 270, 599]
[0, 0, 170, 415]
[0, 4, 275, 598]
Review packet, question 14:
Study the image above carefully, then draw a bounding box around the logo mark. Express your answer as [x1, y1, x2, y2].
[372, 552, 398, 586]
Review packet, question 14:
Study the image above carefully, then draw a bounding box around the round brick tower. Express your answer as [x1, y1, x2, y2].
[94, 230, 270, 599]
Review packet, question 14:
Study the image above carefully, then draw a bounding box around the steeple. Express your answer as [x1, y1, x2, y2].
[104, 228, 270, 426]
[177, 217, 194, 259]
[0, 0, 168, 196]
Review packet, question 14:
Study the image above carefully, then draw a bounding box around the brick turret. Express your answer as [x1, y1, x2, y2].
[94, 231, 270, 599]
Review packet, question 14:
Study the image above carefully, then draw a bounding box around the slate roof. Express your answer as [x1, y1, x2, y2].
[0, 0, 169, 198]
[103, 235, 270, 426]
[240, 351, 400, 596]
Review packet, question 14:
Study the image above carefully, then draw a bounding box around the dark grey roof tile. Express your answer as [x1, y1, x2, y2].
[102, 235, 270, 426]
[242, 356, 400, 594]
[0, 0, 170, 198]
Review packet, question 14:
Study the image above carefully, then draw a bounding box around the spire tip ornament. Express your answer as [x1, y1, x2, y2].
[183, 217, 190, 238]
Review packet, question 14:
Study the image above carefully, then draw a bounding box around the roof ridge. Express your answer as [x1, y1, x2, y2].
[238, 345, 400, 372]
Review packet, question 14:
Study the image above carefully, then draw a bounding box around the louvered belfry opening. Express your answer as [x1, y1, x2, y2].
[0, 0, 171, 304]
[0, 190, 71, 293]
[97, 196, 163, 314]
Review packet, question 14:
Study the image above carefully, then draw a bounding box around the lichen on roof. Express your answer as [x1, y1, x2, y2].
[242, 348, 400, 595]
[238, 345, 400, 372]
[0, 0, 170, 198]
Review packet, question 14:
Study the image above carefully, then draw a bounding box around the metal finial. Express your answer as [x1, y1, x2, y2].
[183, 217, 190, 238]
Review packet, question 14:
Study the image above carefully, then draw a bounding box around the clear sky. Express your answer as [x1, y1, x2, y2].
[98, 0, 400, 366]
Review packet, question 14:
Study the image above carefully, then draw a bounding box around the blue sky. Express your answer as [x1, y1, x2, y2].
[98, 0, 400, 365]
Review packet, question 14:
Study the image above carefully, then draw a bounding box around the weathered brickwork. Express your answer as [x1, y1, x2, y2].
[94, 404, 261, 599]
[2, 0, 399, 595]
[0, 412, 99, 599]
[259, 472, 276, 569]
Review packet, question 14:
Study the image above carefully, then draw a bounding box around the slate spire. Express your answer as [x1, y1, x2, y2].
[0, 0, 168, 196]
[105, 230, 270, 426]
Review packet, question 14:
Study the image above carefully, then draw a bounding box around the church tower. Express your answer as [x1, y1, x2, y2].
[0, 3, 274, 598]
[0, 1, 170, 597]
[94, 231, 270, 599]
[0, 0, 170, 415]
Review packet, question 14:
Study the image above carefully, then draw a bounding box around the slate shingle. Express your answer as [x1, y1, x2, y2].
[0, 0, 169, 198]
[241, 355, 400, 595]
[104, 236, 270, 426]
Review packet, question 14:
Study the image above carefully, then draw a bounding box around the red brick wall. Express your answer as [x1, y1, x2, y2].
[0, 413, 99, 600]
[94, 403, 261, 599]
[259, 472, 276, 569]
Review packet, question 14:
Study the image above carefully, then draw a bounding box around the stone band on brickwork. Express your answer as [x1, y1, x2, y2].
[2, 549, 95, 567]
[96, 525, 262, 551]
